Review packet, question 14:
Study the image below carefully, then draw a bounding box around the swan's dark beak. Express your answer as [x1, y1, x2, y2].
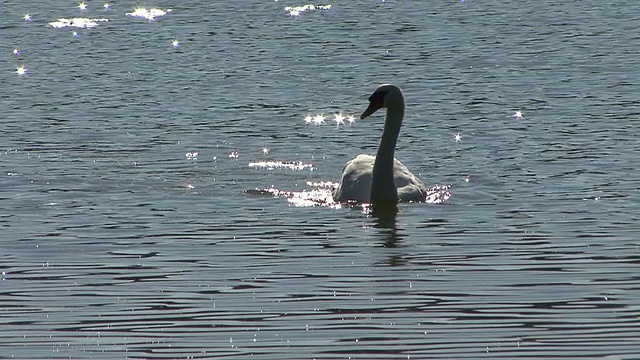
[360, 102, 381, 119]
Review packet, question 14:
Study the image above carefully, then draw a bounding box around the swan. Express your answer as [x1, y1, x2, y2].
[333, 84, 427, 205]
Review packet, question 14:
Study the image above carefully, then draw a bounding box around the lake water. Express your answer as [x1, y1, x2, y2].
[1, 0, 639, 358]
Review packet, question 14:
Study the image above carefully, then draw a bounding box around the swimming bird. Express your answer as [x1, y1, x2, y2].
[333, 84, 427, 205]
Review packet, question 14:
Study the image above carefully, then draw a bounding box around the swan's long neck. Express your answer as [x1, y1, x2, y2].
[370, 100, 404, 204]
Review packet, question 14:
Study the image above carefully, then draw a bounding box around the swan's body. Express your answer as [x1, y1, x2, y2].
[333, 84, 427, 204]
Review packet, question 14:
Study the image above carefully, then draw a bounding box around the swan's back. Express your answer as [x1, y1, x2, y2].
[333, 154, 426, 203]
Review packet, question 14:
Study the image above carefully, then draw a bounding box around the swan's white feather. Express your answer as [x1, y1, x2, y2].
[334, 154, 426, 203]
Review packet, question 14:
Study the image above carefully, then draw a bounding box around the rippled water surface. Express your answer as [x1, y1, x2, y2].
[2, 0, 639, 358]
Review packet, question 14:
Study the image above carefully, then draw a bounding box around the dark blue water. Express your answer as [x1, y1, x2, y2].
[1, 0, 639, 358]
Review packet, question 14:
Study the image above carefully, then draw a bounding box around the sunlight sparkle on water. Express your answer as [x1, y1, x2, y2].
[250, 185, 340, 208]
[13, 48, 21, 56]
[306, 180, 338, 188]
[23, 14, 32, 22]
[49, 18, 109, 29]
[78, 2, 88, 11]
[185, 151, 198, 160]
[126, 8, 173, 21]
[454, 133, 462, 142]
[172, 40, 180, 48]
[262, 147, 270, 155]
[305, 112, 357, 126]
[513, 111, 523, 119]
[16, 66, 27, 76]
[424, 184, 452, 204]
[249, 181, 450, 207]
[304, 114, 313, 124]
[104, 3, 110, 10]
[228, 150, 239, 160]
[583, 195, 601, 201]
[285, 4, 332, 17]
[248, 161, 314, 171]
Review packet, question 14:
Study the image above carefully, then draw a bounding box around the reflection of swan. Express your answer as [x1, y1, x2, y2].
[333, 84, 426, 204]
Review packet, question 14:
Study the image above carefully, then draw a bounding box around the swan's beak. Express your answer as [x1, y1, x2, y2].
[360, 102, 381, 119]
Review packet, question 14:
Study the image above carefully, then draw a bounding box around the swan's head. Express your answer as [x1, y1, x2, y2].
[360, 84, 404, 120]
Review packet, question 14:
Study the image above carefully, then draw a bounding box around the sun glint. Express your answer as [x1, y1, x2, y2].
[346, 115, 356, 124]
[313, 114, 325, 125]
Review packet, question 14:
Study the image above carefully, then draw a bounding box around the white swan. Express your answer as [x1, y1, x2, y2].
[333, 84, 427, 204]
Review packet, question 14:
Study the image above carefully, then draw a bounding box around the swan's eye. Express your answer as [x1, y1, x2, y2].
[368, 90, 388, 105]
